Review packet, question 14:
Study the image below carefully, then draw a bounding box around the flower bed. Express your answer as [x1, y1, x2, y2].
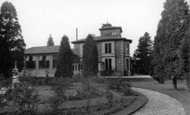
[0, 77, 148, 115]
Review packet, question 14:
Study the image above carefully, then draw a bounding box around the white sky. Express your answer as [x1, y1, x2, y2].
[0, 0, 166, 55]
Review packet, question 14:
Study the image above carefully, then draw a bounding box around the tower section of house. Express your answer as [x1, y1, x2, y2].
[72, 23, 132, 76]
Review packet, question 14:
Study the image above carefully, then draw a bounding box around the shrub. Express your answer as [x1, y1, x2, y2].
[101, 70, 114, 76]
[105, 90, 114, 108]
[108, 79, 132, 96]
[0, 94, 7, 109]
[19, 77, 58, 86]
[6, 82, 39, 115]
[0, 78, 12, 87]
[49, 85, 67, 114]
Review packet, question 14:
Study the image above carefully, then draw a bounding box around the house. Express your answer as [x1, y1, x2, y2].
[24, 45, 59, 77]
[72, 23, 132, 76]
[24, 23, 132, 77]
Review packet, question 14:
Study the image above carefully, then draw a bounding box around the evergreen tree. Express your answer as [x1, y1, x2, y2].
[55, 35, 73, 78]
[0, 1, 25, 79]
[133, 32, 153, 75]
[180, 28, 190, 89]
[153, 0, 189, 84]
[83, 34, 98, 77]
[47, 34, 54, 46]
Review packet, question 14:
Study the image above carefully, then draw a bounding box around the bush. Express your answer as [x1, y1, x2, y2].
[6, 82, 39, 115]
[105, 90, 114, 107]
[0, 78, 12, 87]
[108, 79, 130, 89]
[108, 79, 133, 96]
[49, 85, 67, 114]
[101, 70, 114, 76]
[19, 77, 63, 86]
[0, 94, 7, 109]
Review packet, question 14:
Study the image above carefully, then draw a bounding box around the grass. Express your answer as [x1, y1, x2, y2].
[131, 79, 190, 115]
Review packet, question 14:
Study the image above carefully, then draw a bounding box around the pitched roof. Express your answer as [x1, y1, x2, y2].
[25, 46, 59, 54]
[72, 36, 132, 44]
[25, 46, 81, 62]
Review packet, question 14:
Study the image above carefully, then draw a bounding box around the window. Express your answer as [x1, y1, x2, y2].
[125, 43, 129, 54]
[105, 43, 112, 54]
[78, 64, 80, 71]
[53, 59, 56, 68]
[75, 65, 78, 71]
[72, 65, 75, 71]
[126, 59, 129, 71]
[26, 56, 35, 69]
[53, 55, 57, 68]
[105, 58, 112, 71]
[72, 64, 82, 71]
[79, 64, 83, 70]
[39, 56, 49, 69]
[112, 32, 117, 36]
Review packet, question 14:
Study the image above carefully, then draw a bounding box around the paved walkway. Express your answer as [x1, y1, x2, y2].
[132, 87, 186, 115]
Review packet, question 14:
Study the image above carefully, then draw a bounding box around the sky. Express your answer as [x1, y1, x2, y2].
[0, 0, 166, 55]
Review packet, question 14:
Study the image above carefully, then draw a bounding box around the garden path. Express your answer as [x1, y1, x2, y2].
[133, 87, 185, 115]
[132, 80, 190, 115]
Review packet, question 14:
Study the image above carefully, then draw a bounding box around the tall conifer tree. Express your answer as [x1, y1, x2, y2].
[47, 35, 54, 46]
[83, 34, 98, 77]
[180, 35, 190, 89]
[0, 1, 25, 79]
[133, 32, 153, 75]
[55, 35, 73, 78]
[153, 0, 189, 83]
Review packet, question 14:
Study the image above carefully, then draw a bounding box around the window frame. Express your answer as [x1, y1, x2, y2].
[105, 43, 112, 54]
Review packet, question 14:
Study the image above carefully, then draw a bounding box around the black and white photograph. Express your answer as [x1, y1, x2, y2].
[0, 0, 189, 114]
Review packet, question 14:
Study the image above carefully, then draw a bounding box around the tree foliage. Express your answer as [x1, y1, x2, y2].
[82, 34, 98, 77]
[180, 34, 190, 89]
[55, 35, 73, 78]
[0, 1, 25, 79]
[153, 0, 190, 83]
[47, 34, 54, 46]
[133, 32, 153, 75]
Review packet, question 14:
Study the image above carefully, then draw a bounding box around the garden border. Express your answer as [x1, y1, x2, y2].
[113, 90, 148, 115]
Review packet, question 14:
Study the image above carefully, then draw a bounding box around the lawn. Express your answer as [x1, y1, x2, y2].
[131, 79, 190, 115]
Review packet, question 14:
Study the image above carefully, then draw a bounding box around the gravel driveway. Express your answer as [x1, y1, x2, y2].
[133, 87, 186, 115]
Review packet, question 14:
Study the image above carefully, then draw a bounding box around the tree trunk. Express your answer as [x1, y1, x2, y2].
[172, 77, 177, 89]
[159, 76, 165, 84]
[186, 73, 190, 91]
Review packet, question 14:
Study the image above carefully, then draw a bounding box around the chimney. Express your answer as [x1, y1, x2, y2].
[76, 28, 78, 40]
